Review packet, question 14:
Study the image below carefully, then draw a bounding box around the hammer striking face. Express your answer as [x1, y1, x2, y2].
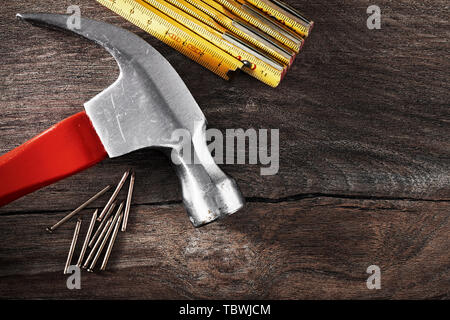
[0, 14, 244, 227]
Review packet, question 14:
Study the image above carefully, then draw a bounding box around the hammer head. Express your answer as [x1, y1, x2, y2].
[18, 13, 244, 227]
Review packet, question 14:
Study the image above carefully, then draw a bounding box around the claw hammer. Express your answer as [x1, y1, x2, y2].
[0, 14, 244, 227]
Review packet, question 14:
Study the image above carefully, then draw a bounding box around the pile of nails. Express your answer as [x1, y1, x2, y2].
[46, 170, 136, 274]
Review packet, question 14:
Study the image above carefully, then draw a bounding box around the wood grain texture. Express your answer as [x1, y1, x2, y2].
[0, 0, 449, 299]
[0, 199, 449, 299]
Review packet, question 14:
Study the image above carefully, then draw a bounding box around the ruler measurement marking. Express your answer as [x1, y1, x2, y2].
[142, 0, 282, 83]
[213, 0, 299, 51]
[98, 0, 298, 86]
[183, 0, 292, 65]
[243, 0, 311, 36]
[99, 0, 241, 79]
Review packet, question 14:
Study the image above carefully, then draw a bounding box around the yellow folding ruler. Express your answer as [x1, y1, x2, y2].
[182, 0, 294, 66]
[97, 0, 243, 80]
[212, 0, 304, 52]
[241, 0, 313, 37]
[96, 0, 313, 86]
[142, 0, 286, 86]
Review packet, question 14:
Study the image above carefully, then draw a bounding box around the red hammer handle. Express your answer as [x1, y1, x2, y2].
[0, 111, 107, 207]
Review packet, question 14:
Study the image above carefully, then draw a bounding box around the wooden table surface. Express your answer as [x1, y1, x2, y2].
[0, 0, 448, 299]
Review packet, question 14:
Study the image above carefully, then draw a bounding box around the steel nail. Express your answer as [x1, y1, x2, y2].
[46, 185, 110, 233]
[97, 170, 130, 221]
[122, 170, 135, 232]
[88, 203, 124, 272]
[88, 201, 117, 248]
[100, 212, 123, 271]
[82, 217, 113, 269]
[64, 218, 82, 274]
[76, 209, 98, 267]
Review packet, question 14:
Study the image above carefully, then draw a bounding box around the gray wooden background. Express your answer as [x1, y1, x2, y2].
[0, 0, 448, 299]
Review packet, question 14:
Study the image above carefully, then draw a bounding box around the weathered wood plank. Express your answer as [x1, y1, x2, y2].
[0, 198, 448, 299]
[1, 0, 449, 214]
[0, 0, 448, 300]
